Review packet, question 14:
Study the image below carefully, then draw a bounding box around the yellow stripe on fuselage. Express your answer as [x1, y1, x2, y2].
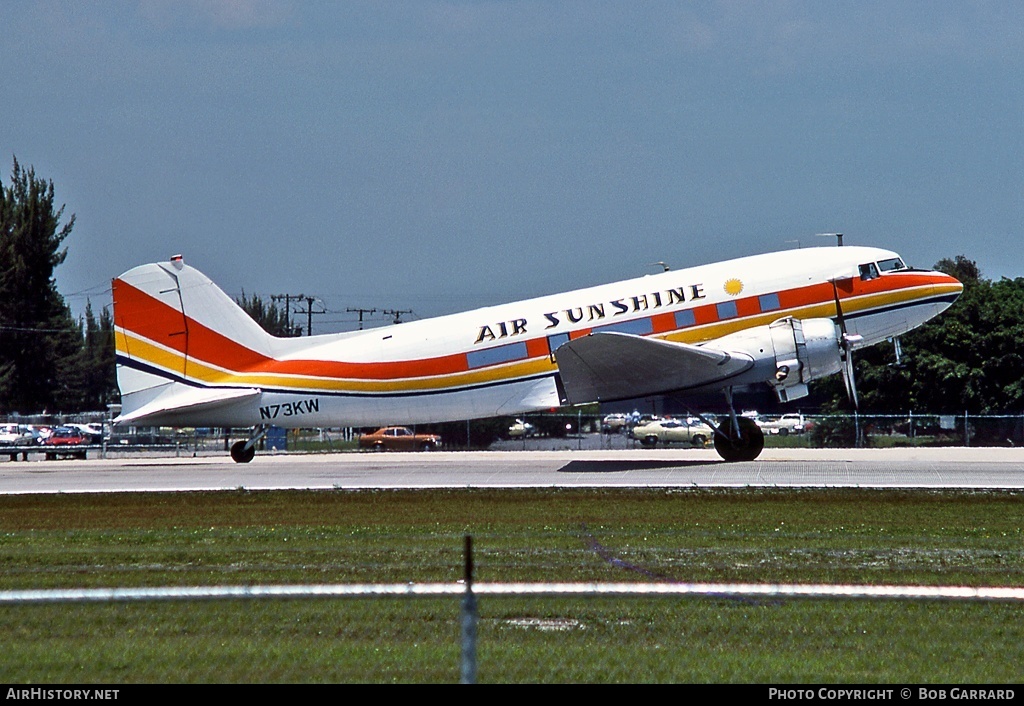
[117, 280, 945, 396]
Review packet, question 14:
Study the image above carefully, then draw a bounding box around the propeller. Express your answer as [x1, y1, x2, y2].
[831, 279, 863, 410]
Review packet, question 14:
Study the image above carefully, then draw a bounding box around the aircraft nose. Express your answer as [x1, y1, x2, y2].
[930, 270, 964, 310]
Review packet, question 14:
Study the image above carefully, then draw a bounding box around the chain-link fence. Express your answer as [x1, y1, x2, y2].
[6, 411, 1024, 457]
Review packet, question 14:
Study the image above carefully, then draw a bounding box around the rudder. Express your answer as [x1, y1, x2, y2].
[112, 255, 274, 417]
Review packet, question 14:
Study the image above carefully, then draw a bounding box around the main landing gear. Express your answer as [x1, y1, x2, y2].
[710, 387, 765, 462]
[713, 415, 764, 462]
[230, 426, 268, 464]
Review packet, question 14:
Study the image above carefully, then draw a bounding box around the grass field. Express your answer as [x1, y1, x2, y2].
[1, 487, 1022, 682]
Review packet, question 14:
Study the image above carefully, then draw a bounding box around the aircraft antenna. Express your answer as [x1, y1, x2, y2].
[816, 232, 844, 247]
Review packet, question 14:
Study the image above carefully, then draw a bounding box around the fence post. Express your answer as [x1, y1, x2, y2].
[460, 534, 477, 684]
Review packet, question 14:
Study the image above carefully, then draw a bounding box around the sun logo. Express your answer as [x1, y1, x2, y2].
[724, 278, 744, 296]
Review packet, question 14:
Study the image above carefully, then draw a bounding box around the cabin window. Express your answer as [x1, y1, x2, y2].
[716, 301, 738, 320]
[877, 257, 907, 272]
[859, 263, 880, 280]
[546, 332, 570, 354]
[594, 317, 653, 336]
[466, 341, 529, 369]
[758, 293, 781, 312]
[674, 309, 696, 328]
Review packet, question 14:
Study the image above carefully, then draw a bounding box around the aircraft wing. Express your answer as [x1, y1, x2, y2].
[554, 332, 754, 404]
[115, 385, 262, 426]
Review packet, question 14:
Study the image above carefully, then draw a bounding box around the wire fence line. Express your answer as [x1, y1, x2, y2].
[2, 581, 1024, 683]
[4, 581, 1024, 605]
[5, 410, 1024, 455]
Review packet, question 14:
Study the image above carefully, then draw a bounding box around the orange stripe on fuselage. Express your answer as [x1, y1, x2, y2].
[114, 270, 952, 388]
[114, 278, 472, 380]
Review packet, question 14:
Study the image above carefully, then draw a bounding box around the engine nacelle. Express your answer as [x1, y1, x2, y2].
[716, 317, 843, 402]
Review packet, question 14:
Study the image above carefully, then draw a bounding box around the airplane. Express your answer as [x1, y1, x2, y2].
[111, 245, 962, 463]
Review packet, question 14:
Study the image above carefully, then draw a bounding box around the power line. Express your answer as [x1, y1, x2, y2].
[270, 293, 305, 336]
[294, 296, 325, 336]
[383, 309, 413, 324]
[346, 307, 376, 331]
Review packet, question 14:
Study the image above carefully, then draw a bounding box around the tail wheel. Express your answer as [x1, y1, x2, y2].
[230, 440, 256, 464]
[713, 417, 764, 462]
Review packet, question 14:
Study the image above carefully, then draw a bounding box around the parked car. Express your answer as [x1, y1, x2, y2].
[0, 424, 33, 446]
[508, 419, 537, 438]
[67, 423, 105, 443]
[22, 426, 49, 445]
[629, 418, 713, 447]
[757, 413, 809, 436]
[358, 426, 442, 451]
[43, 427, 90, 446]
[601, 414, 630, 434]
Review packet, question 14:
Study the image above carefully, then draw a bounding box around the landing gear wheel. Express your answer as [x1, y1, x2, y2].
[230, 440, 256, 464]
[713, 416, 764, 462]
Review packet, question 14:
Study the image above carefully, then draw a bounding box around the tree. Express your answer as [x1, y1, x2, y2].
[0, 157, 81, 414]
[236, 291, 301, 337]
[75, 299, 118, 411]
[814, 255, 1024, 417]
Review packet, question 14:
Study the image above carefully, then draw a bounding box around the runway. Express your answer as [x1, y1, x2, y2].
[0, 447, 1021, 494]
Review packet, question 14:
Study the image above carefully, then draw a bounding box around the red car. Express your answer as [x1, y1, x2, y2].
[358, 426, 442, 451]
[44, 427, 90, 446]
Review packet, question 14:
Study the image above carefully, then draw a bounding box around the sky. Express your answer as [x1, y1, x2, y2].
[3, 1, 1022, 333]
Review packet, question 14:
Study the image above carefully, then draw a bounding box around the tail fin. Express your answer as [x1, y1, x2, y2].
[112, 255, 273, 424]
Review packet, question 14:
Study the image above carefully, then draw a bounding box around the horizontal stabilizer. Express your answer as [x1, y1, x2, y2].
[115, 385, 262, 426]
[554, 332, 754, 404]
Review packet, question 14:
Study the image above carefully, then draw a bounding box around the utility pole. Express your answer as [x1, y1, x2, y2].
[293, 296, 325, 336]
[347, 307, 377, 331]
[270, 293, 304, 336]
[384, 308, 413, 324]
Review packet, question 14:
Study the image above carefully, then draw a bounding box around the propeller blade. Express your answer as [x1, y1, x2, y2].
[842, 346, 859, 410]
[830, 279, 848, 337]
[832, 279, 861, 409]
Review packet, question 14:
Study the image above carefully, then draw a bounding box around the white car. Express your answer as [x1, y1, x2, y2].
[508, 419, 537, 438]
[0, 424, 32, 446]
[630, 418, 713, 448]
[758, 414, 808, 435]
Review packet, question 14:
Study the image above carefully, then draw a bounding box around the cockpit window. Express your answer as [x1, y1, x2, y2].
[877, 257, 907, 272]
[859, 263, 880, 280]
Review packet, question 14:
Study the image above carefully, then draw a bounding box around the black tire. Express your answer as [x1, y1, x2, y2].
[691, 434, 707, 447]
[230, 440, 255, 464]
[642, 435, 658, 447]
[713, 417, 764, 462]
[420, 441, 435, 451]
